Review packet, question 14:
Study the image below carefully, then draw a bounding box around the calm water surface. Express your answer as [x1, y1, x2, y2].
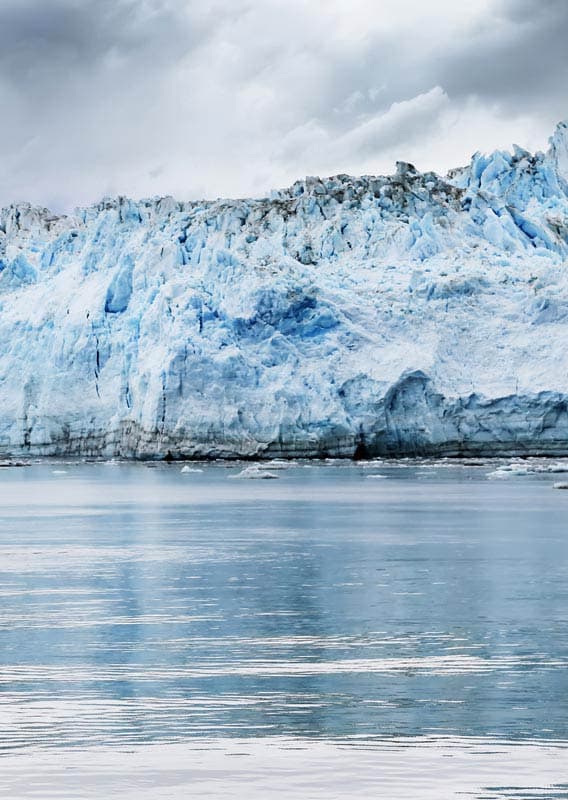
[1, 460, 567, 798]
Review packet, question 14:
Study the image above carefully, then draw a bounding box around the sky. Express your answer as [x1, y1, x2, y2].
[0, 0, 566, 212]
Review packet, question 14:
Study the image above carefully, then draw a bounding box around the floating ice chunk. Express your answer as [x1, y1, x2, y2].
[506, 467, 531, 476]
[534, 463, 568, 474]
[553, 482, 568, 490]
[181, 465, 204, 473]
[487, 469, 512, 479]
[488, 462, 532, 478]
[366, 474, 388, 479]
[490, 461, 568, 479]
[230, 465, 279, 480]
[51, 470, 68, 475]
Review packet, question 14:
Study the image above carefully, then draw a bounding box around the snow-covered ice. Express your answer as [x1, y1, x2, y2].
[1, 123, 568, 459]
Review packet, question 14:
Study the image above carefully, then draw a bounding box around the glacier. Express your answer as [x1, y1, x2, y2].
[1, 122, 568, 459]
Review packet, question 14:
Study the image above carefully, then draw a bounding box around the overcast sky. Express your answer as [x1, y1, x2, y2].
[0, 0, 566, 211]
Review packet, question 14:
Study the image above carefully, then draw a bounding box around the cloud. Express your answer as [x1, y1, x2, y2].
[437, 0, 568, 113]
[276, 87, 451, 178]
[0, 0, 201, 92]
[0, 0, 565, 211]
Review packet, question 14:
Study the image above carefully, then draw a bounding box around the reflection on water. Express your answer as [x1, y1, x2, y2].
[1, 737, 568, 799]
[0, 460, 567, 797]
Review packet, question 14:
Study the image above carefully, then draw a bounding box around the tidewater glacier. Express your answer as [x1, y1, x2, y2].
[1, 123, 567, 458]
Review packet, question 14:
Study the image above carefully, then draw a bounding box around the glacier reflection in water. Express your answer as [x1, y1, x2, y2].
[0, 460, 567, 798]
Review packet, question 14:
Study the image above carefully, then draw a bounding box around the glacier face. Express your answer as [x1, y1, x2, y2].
[1, 124, 568, 459]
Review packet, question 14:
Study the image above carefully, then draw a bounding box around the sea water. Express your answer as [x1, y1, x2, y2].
[0, 460, 567, 798]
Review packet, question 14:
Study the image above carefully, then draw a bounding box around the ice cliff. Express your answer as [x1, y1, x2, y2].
[1, 123, 568, 459]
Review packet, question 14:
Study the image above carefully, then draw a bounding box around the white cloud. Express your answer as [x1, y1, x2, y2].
[276, 87, 451, 178]
[0, 0, 564, 210]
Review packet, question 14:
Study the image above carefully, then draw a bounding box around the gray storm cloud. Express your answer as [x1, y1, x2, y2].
[0, 0, 565, 211]
[438, 0, 568, 109]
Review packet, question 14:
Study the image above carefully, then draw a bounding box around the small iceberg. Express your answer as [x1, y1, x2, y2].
[230, 465, 279, 480]
[537, 463, 568, 474]
[553, 482, 568, 490]
[505, 467, 531, 476]
[181, 465, 204, 473]
[487, 463, 531, 479]
[366, 474, 388, 480]
[487, 469, 510, 479]
[489, 461, 568, 480]
[51, 470, 68, 475]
